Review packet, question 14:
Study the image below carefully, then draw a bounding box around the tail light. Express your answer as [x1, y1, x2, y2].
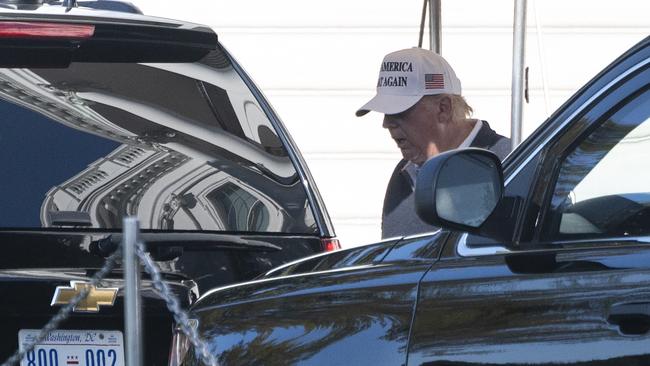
[321, 238, 341, 252]
[0, 22, 95, 39]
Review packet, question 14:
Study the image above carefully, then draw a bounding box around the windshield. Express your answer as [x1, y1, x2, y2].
[0, 49, 318, 234]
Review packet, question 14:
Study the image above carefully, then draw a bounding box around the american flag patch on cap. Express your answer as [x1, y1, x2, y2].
[425, 73, 444, 89]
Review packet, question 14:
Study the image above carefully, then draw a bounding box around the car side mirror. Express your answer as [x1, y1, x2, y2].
[415, 148, 504, 233]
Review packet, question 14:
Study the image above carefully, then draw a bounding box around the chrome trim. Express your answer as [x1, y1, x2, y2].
[403, 229, 442, 240]
[375, 229, 441, 244]
[457, 233, 511, 256]
[264, 237, 401, 277]
[553, 236, 650, 245]
[459, 57, 649, 257]
[459, 234, 650, 257]
[198, 263, 384, 303]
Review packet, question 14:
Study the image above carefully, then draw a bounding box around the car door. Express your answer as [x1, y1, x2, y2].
[406, 49, 650, 364]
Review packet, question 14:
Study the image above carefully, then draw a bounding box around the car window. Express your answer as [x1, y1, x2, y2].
[544, 88, 650, 240]
[0, 50, 318, 234]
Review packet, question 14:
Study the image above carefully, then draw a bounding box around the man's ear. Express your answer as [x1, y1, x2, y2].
[437, 95, 453, 123]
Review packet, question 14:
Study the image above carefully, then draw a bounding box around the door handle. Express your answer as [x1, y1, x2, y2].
[608, 302, 650, 335]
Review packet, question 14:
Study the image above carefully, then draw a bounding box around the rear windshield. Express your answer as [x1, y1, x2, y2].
[0, 49, 318, 234]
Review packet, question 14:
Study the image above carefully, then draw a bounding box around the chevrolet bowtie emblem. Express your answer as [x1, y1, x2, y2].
[51, 281, 118, 313]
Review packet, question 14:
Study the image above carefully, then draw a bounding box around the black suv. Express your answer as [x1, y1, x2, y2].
[0, 2, 338, 365]
[181, 37, 650, 364]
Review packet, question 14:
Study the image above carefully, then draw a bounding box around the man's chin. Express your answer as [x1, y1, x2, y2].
[401, 152, 425, 166]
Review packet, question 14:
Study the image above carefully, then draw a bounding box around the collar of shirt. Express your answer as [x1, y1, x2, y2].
[402, 161, 419, 190]
[458, 119, 483, 149]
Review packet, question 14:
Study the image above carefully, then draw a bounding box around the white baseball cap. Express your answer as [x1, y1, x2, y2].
[356, 47, 462, 117]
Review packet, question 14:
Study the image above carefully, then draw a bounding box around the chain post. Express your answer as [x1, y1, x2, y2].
[123, 217, 143, 366]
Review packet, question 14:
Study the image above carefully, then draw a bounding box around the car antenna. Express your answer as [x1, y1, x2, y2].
[62, 0, 76, 12]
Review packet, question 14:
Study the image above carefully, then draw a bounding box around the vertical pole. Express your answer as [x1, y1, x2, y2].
[418, 0, 427, 48]
[123, 217, 143, 366]
[510, 0, 527, 149]
[428, 0, 441, 54]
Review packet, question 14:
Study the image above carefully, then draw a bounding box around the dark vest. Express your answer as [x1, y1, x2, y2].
[381, 120, 511, 239]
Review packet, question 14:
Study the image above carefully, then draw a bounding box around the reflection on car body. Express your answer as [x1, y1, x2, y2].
[1, 57, 310, 233]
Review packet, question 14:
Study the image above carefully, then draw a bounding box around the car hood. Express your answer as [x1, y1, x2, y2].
[185, 232, 445, 365]
[195, 231, 444, 307]
[262, 231, 446, 278]
[260, 237, 402, 278]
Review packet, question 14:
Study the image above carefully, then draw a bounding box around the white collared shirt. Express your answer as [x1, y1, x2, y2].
[457, 119, 482, 149]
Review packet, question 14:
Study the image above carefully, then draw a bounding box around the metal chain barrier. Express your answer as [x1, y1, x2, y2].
[1, 248, 122, 366]
[136, 242, 219, 366]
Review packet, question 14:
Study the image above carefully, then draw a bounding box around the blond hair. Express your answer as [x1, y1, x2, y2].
[428, 94, 473, 122]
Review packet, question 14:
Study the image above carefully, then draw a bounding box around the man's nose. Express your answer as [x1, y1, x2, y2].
[382, 116, 397, 129]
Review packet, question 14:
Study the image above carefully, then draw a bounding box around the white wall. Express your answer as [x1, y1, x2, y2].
[132, 0, 650, 247]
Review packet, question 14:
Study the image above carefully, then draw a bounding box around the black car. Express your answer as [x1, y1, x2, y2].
[0, 2, 339, 365]
[181, 36, 650, 365]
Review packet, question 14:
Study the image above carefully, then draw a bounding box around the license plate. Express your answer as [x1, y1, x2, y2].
[18, 329, 125, 366]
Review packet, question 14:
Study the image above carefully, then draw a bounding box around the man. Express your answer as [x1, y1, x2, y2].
[356, 47, 511, 238]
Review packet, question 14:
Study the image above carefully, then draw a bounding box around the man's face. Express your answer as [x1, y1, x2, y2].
[382, 96, 441, 165]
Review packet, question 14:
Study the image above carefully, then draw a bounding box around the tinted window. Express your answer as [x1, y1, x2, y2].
[0, 50, 317, 234]
[544, 89, 650, 239]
